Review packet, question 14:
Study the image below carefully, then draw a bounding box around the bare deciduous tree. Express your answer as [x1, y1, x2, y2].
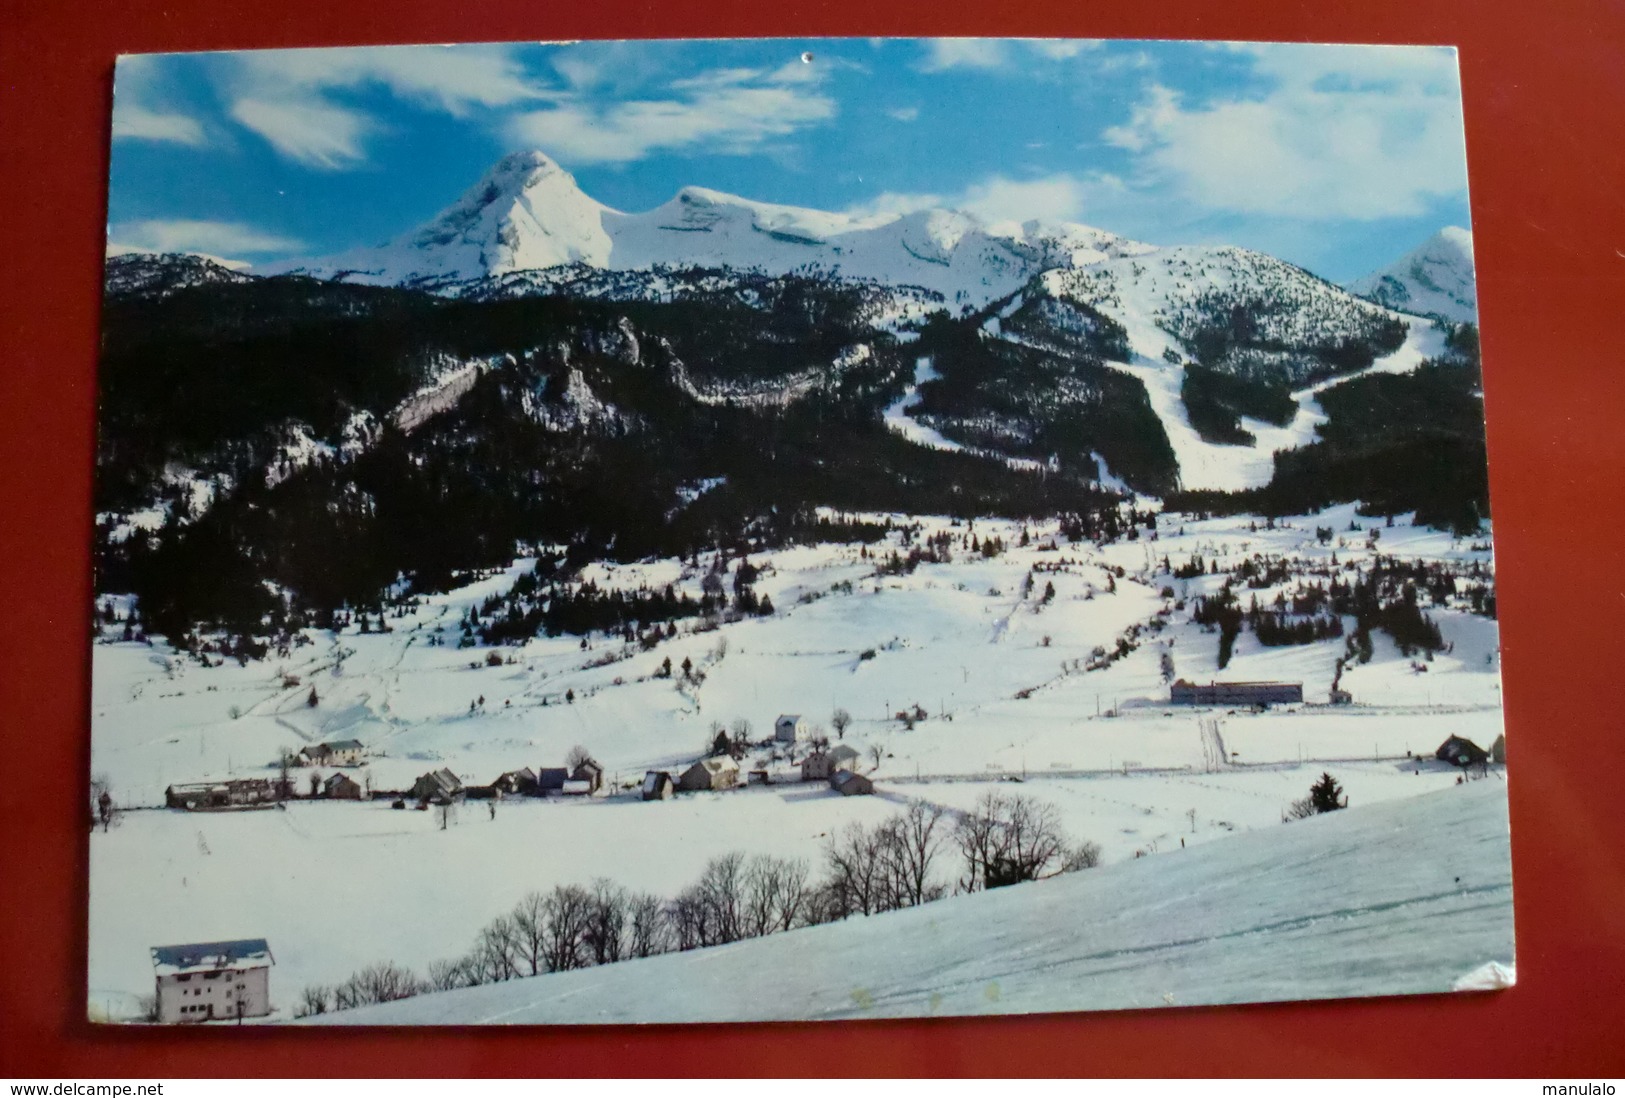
[510, 891, 549, 976]
[877, 800, 948, 908]
[425, 958, 473, 993]
[824, 821, 886, 917]
[565, 744, 596, 770]
[955, 791, 1076, 891]
[541, 884, 594, 972]
[742, 855, 812, 937]
[475, 915, 521, 982]
[295, 984, 331, 1018]
[831, 708, 852, 740]
[627, 891, 670, 958]
[582, 878, 629, 965]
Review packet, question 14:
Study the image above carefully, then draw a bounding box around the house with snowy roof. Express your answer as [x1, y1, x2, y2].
[641, 771, 676, 801]
[150, 939, 273, 1023]
[409, 768, 464, 805]
[678, 755, 740, 792]
[323, 772, 364, 800]
[323, 739, 366, 767]
[829, 769, 874, 797]
[828, 743, 862, 770]
[571, 759, 606, 795]
[492, 767, 538, 796]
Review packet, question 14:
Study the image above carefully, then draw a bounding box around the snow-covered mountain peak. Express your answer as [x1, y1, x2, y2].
[262, 150, 1164, 303]
[1348, 227, 1477, 324]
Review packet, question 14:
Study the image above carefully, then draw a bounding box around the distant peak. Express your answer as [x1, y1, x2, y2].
[490, 149, 561, 175]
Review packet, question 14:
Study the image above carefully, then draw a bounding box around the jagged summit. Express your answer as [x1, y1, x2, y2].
[1347, 227, 1477, 324]
[259, 150, 1159, 303]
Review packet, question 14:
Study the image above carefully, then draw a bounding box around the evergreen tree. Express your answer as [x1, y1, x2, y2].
[1308, 772, 1347, 813]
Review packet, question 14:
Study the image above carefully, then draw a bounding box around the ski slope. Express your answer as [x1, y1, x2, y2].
[304, 780, 1513, 1025]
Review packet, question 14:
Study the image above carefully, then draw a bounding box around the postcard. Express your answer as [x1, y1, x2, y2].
[90, 37, 1512, 1025]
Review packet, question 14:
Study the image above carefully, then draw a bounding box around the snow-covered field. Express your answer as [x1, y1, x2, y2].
[303, 780, 1514, 1025]
[88, 503, 1507, 1022]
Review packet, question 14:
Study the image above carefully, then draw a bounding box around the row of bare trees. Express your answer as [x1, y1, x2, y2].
[294, 793, 1101, 1017]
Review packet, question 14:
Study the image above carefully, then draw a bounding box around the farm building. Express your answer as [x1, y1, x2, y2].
[775, 714, 808, 743]
[165, 778, 279, 811]
[323, 740, 366, 767]
[300, 740, 365, 767]
[561, 779, 594, 796]
[536, 767, 570, 794]
[801, 752, 834, 782]
[571, 760, 606, 795]
[641, 771, 676, 801]
[409, 768, 464, 805]
[1436, 735, 1489, 768]
[829, 769, 874, 797]
[322, 773, 364, 800]
[150, 939, 273, 1024]
[1170, 680, 1304, 707]
[828, 744, 862, 770]
[678, 755, 740, 792]
[492, 768, 537, 796]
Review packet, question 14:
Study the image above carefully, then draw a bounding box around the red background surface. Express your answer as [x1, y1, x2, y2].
[2, 0, 1622, 1078]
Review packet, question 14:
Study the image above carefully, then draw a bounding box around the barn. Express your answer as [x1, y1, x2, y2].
[829, 769, 874, 796]
[322, 773, 364, 800]
[1436, 735, 1489, 768]
[1170, 680, 1304, 707]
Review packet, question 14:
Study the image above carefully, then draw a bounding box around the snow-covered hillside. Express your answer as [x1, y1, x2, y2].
[259, 150, 1155, 305]
[1347, 227, 1477, 324]
[87, 503, 1506, 1021]
[302, 780, 1513, 1025]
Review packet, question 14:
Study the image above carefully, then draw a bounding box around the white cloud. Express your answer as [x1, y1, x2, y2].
[919, 38, 1104, 72]
[230, 98, 371, 170]
[845, 172, 1107, 227]
[1023, 39, 1102, 61]
[112, 55, 207, 147]
[918, 39, 1009, 72]
[232, 45, 548, 116]
[223, 44, 551, 168]
[1102, 45, 1467, 220]
[841, 189, 944, 222]
[508, 65, 835, 165]
[112, 105, 206, 146]
[886, 106, 920, 123]
[956, 174, 1091, 224]
[107, 218, 304, 261]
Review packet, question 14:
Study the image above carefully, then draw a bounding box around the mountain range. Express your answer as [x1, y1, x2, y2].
[260, 150, 1159, 306]
[96, 150, 1489, 642]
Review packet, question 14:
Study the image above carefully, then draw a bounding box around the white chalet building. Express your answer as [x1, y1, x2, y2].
[775, 714, 808, 743]
[150, 939, 274, 1023]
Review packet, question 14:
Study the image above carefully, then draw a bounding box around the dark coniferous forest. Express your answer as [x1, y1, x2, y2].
[94, 256, 1491, 655]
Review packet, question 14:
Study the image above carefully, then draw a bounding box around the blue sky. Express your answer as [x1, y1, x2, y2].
[107, 38, 1472, 282]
